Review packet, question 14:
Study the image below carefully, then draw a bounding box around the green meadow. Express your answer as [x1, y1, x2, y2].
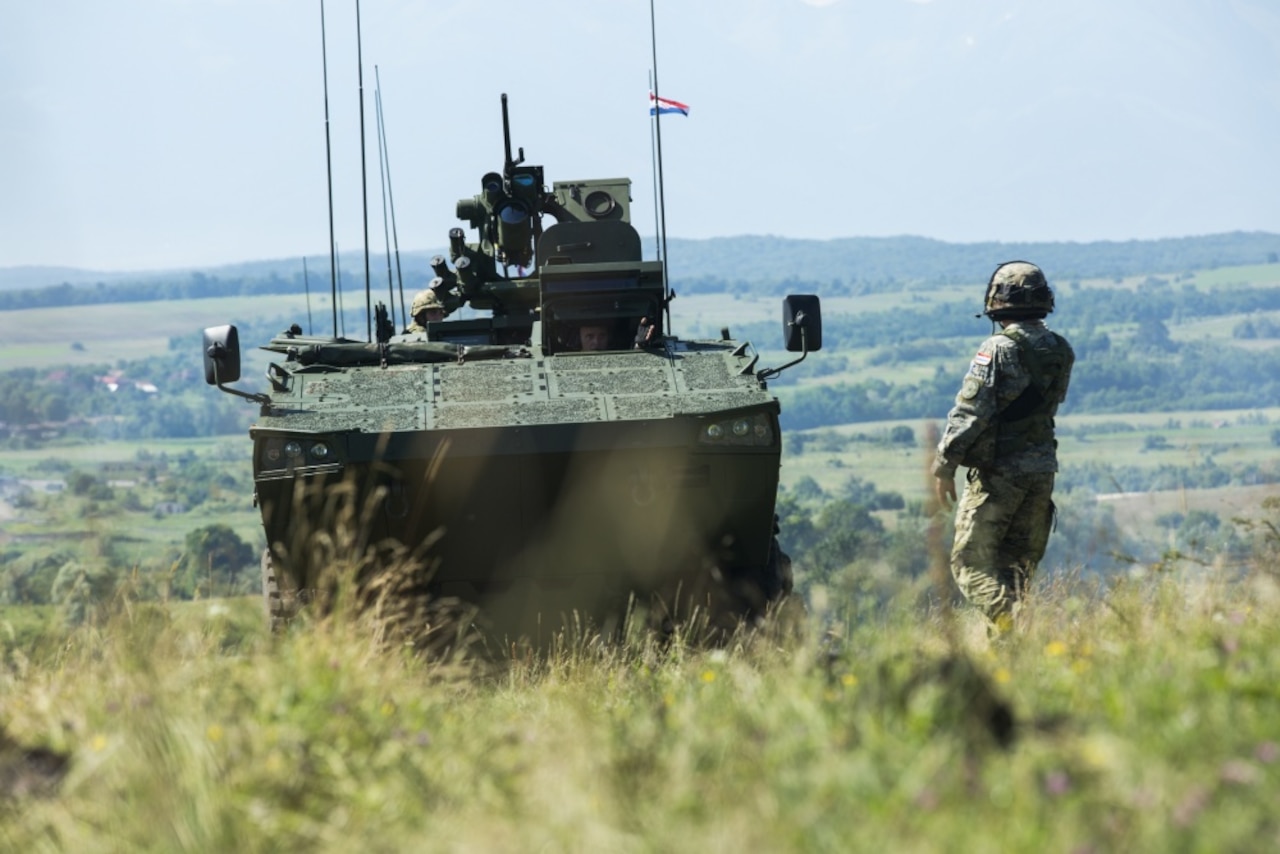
[0, 294, 318, 369]
[3, 565, 1279, 850]
[2, 257, 1280, 847]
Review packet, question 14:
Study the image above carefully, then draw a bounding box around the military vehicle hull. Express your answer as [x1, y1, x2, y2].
[250, 342, 786, 634]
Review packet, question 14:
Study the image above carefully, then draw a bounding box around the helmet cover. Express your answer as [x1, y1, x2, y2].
[983, 261, 1054, 318]
[411, 288, 444, 317]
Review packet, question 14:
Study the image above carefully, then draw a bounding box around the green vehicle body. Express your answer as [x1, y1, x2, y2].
[204, 95, 821, 637]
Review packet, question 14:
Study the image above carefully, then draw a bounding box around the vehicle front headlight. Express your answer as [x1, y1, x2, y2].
[697, 413, 775, 447]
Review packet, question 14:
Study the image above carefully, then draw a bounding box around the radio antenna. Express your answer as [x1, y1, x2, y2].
[335, 242, 346, 338]
[649, 0, 672, 332]
[302, 256, 314, 335]
[375, 66, 407, 325]
[374, 67, 397, 330]
[647, 70, 662, 262]
[355, 0, 373, 342]
[319, 0, 339, 337]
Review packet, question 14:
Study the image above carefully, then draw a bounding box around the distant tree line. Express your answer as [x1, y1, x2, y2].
[0, 266, 435, 312]
[4, 232, 1279, 310]
[741, 279, 1280, 361]
[663, 231, 1280, 294]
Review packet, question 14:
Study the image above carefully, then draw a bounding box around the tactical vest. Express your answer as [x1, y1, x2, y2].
[995, 327, 1072, 456]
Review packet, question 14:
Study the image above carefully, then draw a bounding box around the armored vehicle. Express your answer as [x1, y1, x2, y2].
[204, 95, 821, 639]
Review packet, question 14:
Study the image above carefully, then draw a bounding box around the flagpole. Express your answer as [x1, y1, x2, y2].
[647, 71, 662, 262]
[649, 0, 672, 330]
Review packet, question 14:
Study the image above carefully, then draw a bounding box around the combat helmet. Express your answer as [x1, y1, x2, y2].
[411, 288, 444, 318]
[982, 261, 1054, 319]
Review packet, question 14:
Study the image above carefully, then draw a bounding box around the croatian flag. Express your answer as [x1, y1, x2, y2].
[649, 92, 690, 117]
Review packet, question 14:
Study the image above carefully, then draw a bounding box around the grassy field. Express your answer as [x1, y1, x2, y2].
[0, 437, 263, 582]
[1, 566, 1278, 851]
[4, 402, 1276, 599]
[2, 263, 1279, 848]
[0, 437, 246, 475]
[0, 294, 318, 369]
[779, 408, 1280, 501]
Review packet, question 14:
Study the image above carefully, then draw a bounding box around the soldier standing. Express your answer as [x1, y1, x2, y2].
[933, 261, 1075, 632]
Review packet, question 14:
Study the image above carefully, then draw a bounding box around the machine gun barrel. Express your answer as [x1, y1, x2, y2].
[500, 93, 523, 176]
[501, 93, 513, 169]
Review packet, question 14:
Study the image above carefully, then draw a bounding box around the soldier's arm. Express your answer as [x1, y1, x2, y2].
[932, 345, 1003, 477]
[933, 339, 1030, 477]
[1056, 338, 1076, 402]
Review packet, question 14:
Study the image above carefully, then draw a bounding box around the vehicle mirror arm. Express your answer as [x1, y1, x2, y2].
[756, 322, 810, 383]
[208, 346, 271, 406]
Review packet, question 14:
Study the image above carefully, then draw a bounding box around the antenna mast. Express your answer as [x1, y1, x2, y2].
[355, 0, 373, 342]
[375, 66, 407, 324]
[373, 67, 404, 323]
[649, 0, 672, 332]
[335, 242, 346, 338]
[319, 0, 339, 337]
[303, 256, 314, 335]
[374, 66, 397, 330]
[648, 70, 662, 263]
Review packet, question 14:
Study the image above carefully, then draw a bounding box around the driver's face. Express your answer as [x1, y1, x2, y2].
[580, 325, 610, 351]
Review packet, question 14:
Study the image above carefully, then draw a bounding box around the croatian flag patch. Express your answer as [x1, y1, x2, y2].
[973, 351, 992, 366]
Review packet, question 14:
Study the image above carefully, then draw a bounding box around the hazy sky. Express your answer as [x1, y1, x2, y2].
[3, 0, 1279, 271]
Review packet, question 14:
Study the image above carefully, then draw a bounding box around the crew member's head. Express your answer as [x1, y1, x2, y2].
[579, 323, 611, 351]
[411, 289, 446, 324]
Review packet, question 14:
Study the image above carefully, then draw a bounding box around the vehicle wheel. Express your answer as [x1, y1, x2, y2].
[261, 549, 300, 633]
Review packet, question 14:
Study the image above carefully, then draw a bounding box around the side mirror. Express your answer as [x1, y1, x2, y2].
[783, 295, 822, 352]
[203, 325, 241, 385]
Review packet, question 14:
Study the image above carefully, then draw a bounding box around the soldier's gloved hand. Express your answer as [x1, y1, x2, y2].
[934, 475, 956, 506]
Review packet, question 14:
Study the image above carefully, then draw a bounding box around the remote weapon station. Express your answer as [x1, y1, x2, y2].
[204, 95, 821, 638]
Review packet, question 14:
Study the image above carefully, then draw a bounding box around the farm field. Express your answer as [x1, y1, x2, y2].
[0, 294, 321, 369]
[778, 408, 1280, 501]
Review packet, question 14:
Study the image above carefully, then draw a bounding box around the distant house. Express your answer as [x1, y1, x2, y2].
[153, 501, 188, 515]
[97, 372, 159, 394]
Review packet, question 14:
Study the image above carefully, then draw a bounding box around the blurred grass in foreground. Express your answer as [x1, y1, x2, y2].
[1, 566, 1279, 852]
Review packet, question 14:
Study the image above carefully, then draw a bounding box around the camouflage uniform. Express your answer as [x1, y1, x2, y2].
[934, 317, 1074, 624]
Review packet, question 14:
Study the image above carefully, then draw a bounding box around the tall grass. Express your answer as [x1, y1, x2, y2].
[2, 555, 1278, 851]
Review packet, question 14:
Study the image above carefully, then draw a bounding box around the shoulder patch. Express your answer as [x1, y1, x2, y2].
[960, 376, 982, 400]
[973, 351, 992, 367]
